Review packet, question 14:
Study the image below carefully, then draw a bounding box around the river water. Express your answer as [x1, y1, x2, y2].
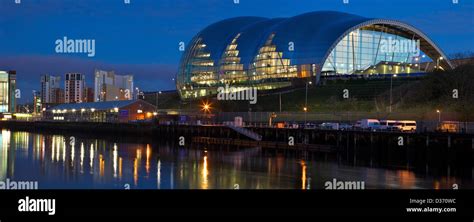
[0, 130, 472, 189]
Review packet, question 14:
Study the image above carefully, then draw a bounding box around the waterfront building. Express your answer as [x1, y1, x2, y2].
[40, 75, 62, 104]
[51, 88, 65, 104]
[84, 87, 95, 102]
[33, 91, 42, 114]
[94, 69, 134, 102]
[177, 11, 453, 100]
[65, 73, 85, 103]
[45, 99, 156, 122]
[0, 70, 17, 113]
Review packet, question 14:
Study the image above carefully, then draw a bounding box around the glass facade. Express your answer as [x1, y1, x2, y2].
[249, 33, 298, 90]
[177, 13, 450, 100]
[178, 33, 303, 99]
[322, 27, 423, 75]
[9, 76, 16, 113]
[0, 71, 16, 113]
[0, 72, 9, 113]
[218, 33, 246, 84]
[178, 38, 216, 99]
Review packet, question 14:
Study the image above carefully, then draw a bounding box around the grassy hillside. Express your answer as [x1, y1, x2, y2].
[155, 65, 474, 120]
[215, 78, 413, 112]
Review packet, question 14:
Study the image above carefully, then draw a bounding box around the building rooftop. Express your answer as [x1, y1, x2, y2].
[47, 100, 140, 111]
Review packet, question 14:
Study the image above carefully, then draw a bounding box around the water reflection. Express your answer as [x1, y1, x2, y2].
[201, 155, 209, 189]
[0, 130, 471, 189]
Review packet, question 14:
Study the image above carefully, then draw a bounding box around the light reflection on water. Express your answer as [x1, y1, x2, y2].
[0, 130, 471, 189]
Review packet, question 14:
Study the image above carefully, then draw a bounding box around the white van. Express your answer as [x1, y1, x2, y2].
[379, 120, 402, 131]
[396, 120, 417, 132]
[356, 119, 382, 131]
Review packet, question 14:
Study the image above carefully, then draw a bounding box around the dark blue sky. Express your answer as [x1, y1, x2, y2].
[0, 0, 473, 103]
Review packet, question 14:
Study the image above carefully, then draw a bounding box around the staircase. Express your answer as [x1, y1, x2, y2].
[225, 123, 262, 141]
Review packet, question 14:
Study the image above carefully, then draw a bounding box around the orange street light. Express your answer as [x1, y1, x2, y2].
[201, 101, 212, 113]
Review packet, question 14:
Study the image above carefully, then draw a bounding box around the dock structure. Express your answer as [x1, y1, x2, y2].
[0, 121, 472, 154]
[0, 120, 471, 174]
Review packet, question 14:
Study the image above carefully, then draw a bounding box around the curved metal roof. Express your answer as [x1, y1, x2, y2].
[268, 11, 371, 65]
[192, 16, 268, 62]
[236, 18, 286, 66]
[181, 11, 453, 79]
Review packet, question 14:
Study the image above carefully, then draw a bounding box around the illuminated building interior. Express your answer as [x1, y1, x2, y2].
[322, 25, 430, 76]
[0, 72, 9, 112]
[249, 33, 298, 91]
[0, 71, 16, 113]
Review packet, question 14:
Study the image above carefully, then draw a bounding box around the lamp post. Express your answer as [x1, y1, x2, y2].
[279, 92, 282, 112]
[436, 109, 441, 123]
[303, 81, 313, 127]
[303, 106, 308, 127]
[305, 81, 312, 110]
[304, 80, 312, 126]
[155, 91, 162, 111]
[389, 74, 397, 113]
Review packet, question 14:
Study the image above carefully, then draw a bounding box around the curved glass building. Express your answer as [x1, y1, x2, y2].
[177, 11, 453, 100]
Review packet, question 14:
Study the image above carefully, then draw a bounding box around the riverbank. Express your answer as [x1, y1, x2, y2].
[0, 120, 472, 150]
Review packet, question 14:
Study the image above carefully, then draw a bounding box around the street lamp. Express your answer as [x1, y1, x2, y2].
[304, 80, 312, 125]
[436, 109, 441, 123]
[155, 91, 162, 111]
[389, 74, 397, 113]
[305, 81, 312, 109]
[303, 106, 308, 126]
[279, 92, 282, 112]
[135, 87, 140, 99]
[201, 101, 211, 114]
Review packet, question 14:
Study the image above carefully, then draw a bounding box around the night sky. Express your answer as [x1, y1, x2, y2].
[0, 0, 473, 103]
